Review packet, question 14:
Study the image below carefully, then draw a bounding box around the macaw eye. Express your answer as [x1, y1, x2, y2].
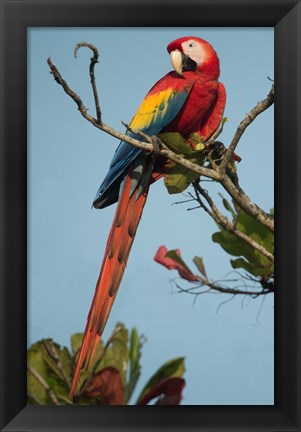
[189, 42, 193, 48]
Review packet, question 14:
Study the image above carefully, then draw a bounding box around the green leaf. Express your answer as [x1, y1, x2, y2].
[47, 372, 69, 402]
[164, 165, 200, 194]
[218, 194, 236, 217]
[70, 333, 105, 391]
[212, 201, 274, 279]
[96, 324, 129, 386]
[42, 339, 71, 381]
[70, 328, 129, 397]
[137, 377, 185, 405]
[158, 132, 206, 194]
[165, 250, 194, 275]
[262, 231, 274, 254]
[136, 357, 185, 404]
[158, 132, 195, 156]
[186, 132, 206, 150]
[193, 256, 207, 278]
[71, 333, 84, 355]
[212, 231, 257, 262]
[56, 395, 74, 405]
[125, 328, 143, 403]
[27, 340, 72, 405]
[231, 258, 272, 277]
[27, 342, 48, 404]
[236, 212, 272, 246]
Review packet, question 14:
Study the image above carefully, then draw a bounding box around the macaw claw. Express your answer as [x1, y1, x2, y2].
[150, 135, 163, 158]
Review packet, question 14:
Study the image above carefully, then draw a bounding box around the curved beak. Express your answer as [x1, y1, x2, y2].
[170, 50, 183, 76]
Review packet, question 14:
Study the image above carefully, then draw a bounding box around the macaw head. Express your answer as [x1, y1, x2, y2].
[167, 36, 220, 77]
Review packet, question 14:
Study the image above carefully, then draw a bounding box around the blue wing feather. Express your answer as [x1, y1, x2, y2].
[93, 76, 193, 208]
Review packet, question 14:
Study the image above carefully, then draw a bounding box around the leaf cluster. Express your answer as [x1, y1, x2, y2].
[159, 132, 206, 194]
[27, 324, 185, 405]
[213, 196, 274, 279]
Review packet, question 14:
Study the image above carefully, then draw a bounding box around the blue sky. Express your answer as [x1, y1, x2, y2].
[28, 28, 274, 405]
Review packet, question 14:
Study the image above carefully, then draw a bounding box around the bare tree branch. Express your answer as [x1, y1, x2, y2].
[173, 277, 273, 299]
[197, 276, 273, 296]
[74, 42, 102, 124]
[121, 120, 153, 144]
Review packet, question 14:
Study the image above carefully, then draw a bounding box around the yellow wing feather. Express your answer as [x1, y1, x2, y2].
[129, 88, 189, 134]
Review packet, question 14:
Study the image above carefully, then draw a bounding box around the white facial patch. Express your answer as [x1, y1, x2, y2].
[182, 39, 205, 66]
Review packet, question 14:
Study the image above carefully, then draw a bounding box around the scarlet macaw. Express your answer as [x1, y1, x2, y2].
[69, 36, 227, 399]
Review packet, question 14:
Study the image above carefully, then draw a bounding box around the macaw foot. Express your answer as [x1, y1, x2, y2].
[205, 141, 241, 163]
[205, 140, 225, 162]
[150, 135, 163, 158]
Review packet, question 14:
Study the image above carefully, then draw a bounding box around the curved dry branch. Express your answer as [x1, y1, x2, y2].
[74, 42, 102, 123]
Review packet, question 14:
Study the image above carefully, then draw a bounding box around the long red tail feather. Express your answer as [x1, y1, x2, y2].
[69, 164, 150, 400]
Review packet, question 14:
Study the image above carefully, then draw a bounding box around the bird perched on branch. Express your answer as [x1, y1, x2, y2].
[69, 36, 230, 399]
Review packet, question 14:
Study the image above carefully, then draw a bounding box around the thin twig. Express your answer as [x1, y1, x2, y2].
[74, 42, 102, 124]
[27, 365, 61, 405]
[121, 121, 153, 144]
[197, 277, 272, 296]
[172, 278, 272, 298]
[255, 294, 268, 325]
[216, 294, 236, 313]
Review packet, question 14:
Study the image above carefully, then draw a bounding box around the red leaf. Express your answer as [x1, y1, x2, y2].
[137, 377, 185, 405]
[84, 367, 124, 405]
[154, 246, 198, 282]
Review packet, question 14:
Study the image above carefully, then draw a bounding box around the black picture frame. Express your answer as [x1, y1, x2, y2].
[0, 0, 300, 430]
